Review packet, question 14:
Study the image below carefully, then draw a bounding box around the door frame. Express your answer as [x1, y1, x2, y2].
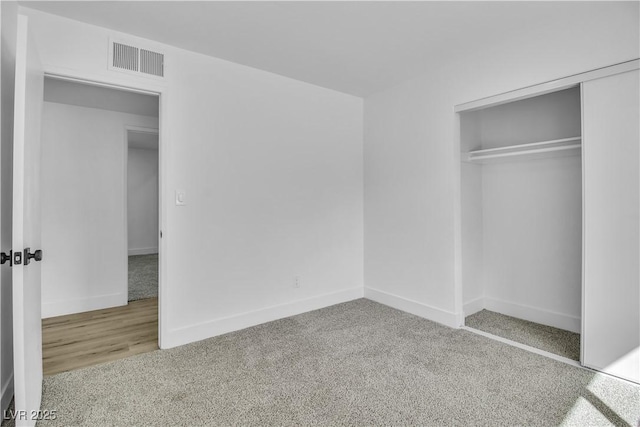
[42, 67, 169, 348]
[123, 125, 160, 302]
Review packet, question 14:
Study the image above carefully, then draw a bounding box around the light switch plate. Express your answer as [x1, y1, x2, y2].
[175, 190, 186, 206]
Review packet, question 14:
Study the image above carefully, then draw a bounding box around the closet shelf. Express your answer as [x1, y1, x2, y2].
[465, 136, 581, 163]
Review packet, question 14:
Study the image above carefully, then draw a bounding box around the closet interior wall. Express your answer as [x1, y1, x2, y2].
[461, 87, 582, 333]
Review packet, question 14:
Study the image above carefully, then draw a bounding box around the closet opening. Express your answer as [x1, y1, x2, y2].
[40, 76, 161, 375]
[459, 86, 582, 362]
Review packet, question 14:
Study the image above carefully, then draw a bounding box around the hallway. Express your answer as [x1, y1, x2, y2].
[42, 298, 158, 376]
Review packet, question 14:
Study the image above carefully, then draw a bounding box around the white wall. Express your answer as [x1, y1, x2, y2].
[363, 2, 639, 327]
[41, 101, 158, 317]
[127, 146, 159, 255]
[482, 156, 582, 332]
[23, 8, 364, 348]
[0, 0, 17, 412]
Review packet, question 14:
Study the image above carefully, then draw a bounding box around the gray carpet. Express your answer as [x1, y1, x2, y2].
[37, 299, 638, 426]
[466, 309, 581, 361]
[128, 254, 158, 301]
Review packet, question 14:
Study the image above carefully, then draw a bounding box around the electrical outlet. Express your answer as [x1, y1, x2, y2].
[175, 189, 186, 206]
[294, 276, 300, 288]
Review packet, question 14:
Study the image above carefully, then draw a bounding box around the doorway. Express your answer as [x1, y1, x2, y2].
[126, 127, 159, 303]
[39, 76, 161, 375]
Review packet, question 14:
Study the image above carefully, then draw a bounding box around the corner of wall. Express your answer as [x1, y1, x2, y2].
[463, 297, 485, 317]
[364, 287, 459, 329]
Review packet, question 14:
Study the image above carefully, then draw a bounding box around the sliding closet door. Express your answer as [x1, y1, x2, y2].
[582, 69, 639, 383]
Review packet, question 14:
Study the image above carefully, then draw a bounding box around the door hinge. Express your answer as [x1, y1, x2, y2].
[1, 251, 12, 267]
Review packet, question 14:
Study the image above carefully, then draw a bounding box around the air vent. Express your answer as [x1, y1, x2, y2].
[112, 42, 139, 72]
[110, 40, 165, 78]
[140, 49, 164, 77]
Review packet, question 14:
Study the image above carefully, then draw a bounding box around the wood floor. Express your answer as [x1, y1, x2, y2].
[42, 298, 158, 376]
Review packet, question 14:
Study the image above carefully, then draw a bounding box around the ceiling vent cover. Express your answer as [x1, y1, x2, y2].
[112, 42, 139, 72]
[140, 49, 164, 77]
[110, 39, 165, 78]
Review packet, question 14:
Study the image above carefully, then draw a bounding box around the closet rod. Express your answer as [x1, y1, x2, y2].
[468, 136, 581, 156]
[468, 143, 581, 161]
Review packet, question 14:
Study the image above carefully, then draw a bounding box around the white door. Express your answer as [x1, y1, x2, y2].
[582, 69, 639, 384]
[12, 15, 45, 426]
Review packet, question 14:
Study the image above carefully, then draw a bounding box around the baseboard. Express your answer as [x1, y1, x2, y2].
[463, 297, 485, 317]
[364, 287, 458, 328]
[42, 292, 127, 319]
[163, 287, 365, 349]
[128, 247, 158, 256]
[483, 296, 581, 333]
[0, 374, 13, 414]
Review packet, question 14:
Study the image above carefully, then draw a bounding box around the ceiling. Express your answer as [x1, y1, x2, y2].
[44, 77, 159, 117]
[23, 1, 617, 97]
[128, 130, 159, 150]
